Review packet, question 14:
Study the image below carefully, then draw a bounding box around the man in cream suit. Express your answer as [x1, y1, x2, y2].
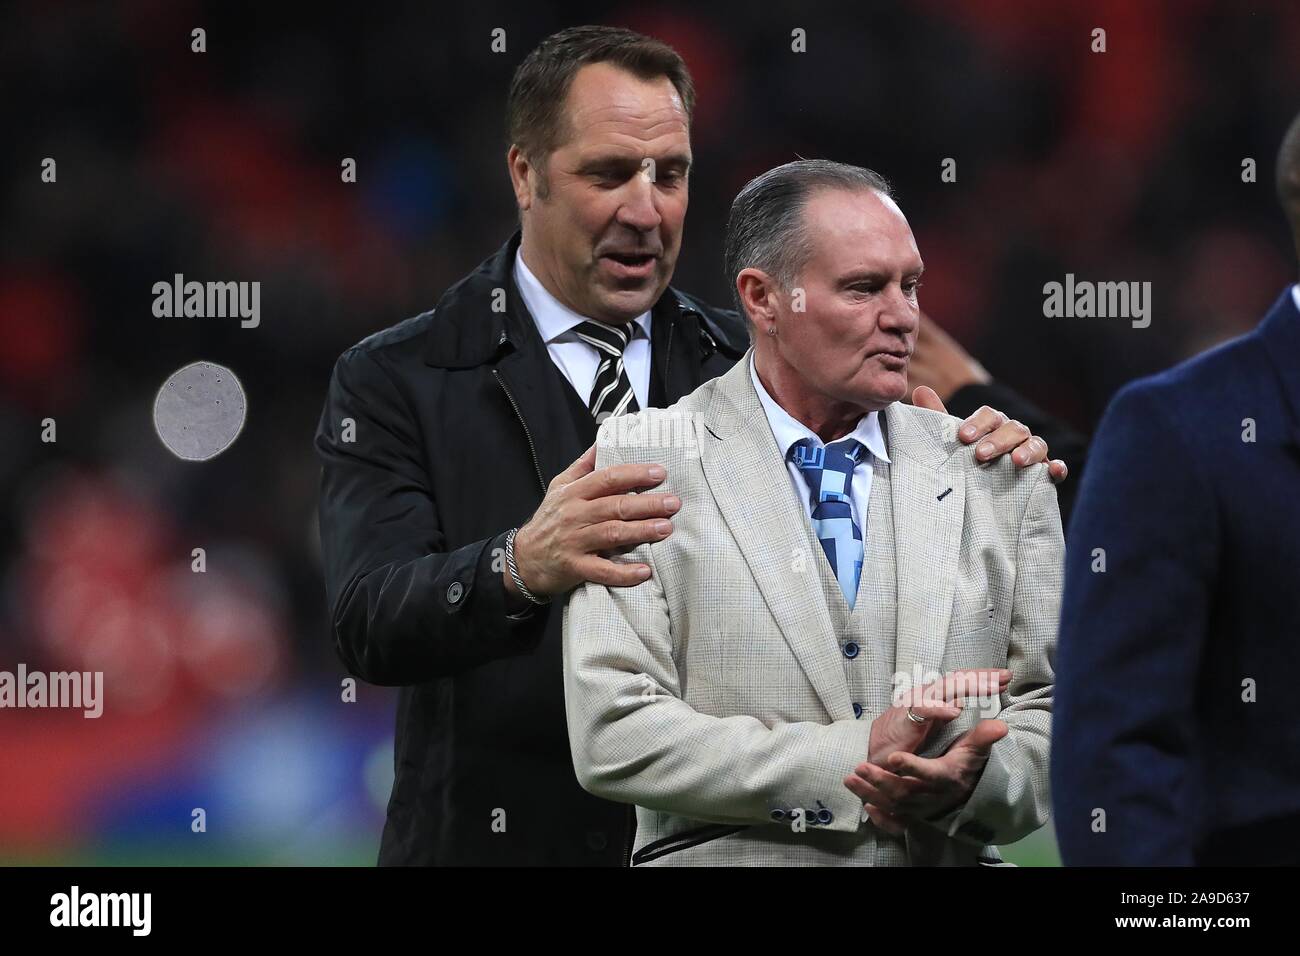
[563, 160, 1063, 866]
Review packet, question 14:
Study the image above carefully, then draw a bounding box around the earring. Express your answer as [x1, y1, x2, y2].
[767, 327, 777, 336]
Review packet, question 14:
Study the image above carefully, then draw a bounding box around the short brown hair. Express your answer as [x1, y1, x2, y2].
[507, 25, 695, 166]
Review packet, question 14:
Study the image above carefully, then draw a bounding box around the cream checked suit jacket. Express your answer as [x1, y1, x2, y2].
[563, 352, 1063, 866]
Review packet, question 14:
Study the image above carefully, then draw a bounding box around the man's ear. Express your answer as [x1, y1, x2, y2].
[736, 268, 778, 329]
[507, 145, 536, 211]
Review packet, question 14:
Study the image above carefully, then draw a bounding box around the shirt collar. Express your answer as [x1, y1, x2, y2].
[513, 249, 652, 344]
[749, 353, 891, 464]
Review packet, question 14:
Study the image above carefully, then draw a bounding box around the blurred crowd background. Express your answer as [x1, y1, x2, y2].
[2, 0, 1297, 865]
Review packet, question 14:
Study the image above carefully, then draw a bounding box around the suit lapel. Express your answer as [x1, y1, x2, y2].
[699, 354, 853, 719]
[424, 232, 595, 484]
[883, 402, 966, 690]
[1258, 287, 1300, 454]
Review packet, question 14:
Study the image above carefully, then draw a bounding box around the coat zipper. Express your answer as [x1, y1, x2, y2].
[497, 365, 635, 866]
[494, 369, 546, 494]
[503, 319, 718, 865]
[626, 318, 672, 868]
[663, 317, 675, 393]
[616, 803, 633, 867]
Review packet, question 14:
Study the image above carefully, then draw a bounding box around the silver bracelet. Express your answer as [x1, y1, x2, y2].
[505, 527, 550, 606]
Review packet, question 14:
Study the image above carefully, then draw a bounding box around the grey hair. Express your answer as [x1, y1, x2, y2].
[723, 159, 893, 324]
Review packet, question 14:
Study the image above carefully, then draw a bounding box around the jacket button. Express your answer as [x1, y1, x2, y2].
[816, 808, 834, 826]
[446, 581, 464, 604]
[770, 808, 787, 822]
[842, 641, 860, 659]
[852, 702, 863, 718]
[586, 830, 607, 851]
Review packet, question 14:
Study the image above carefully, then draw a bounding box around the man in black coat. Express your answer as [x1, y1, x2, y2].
[315, 25, 1083, 866]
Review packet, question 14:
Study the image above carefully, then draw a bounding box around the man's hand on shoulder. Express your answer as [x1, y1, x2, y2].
[912, 386, 1068, 484]
[507, 443, 681, 603]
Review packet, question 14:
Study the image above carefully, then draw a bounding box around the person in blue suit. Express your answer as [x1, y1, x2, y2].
[1053, 110, 1300, 866]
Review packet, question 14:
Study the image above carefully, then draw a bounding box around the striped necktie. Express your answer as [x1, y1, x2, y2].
[574, 319, 640, 422]
[789, 437, 867, 608]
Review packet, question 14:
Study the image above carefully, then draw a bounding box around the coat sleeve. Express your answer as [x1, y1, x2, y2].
[914, 466, 1062, 848]
[315, 346, 547, 685]
[946, 380, 1089, 530]
[562, 435, 874, 833]
[1051, 381, 1215, 865]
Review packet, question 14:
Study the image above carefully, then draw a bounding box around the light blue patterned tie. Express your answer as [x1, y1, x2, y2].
[789, 437, 866, 607]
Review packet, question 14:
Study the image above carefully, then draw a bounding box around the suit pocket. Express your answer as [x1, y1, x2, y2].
[949, 600, 994, 636]
[946, 600, 1009, 671]
[630, 824, 749, 865]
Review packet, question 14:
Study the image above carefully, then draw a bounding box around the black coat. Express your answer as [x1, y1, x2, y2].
[315, 233, 1088, 866]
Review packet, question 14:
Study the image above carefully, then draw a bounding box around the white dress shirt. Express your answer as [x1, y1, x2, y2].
[749, 354, 891, 532]
[513, 251, 653, 409]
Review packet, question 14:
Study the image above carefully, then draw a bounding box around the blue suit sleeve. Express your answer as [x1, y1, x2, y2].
[1051, 380, 1218, 865]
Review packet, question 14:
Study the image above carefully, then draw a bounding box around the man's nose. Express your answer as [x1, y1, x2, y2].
[877, 286, 919, 333]
[615, 175, 662, 232]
